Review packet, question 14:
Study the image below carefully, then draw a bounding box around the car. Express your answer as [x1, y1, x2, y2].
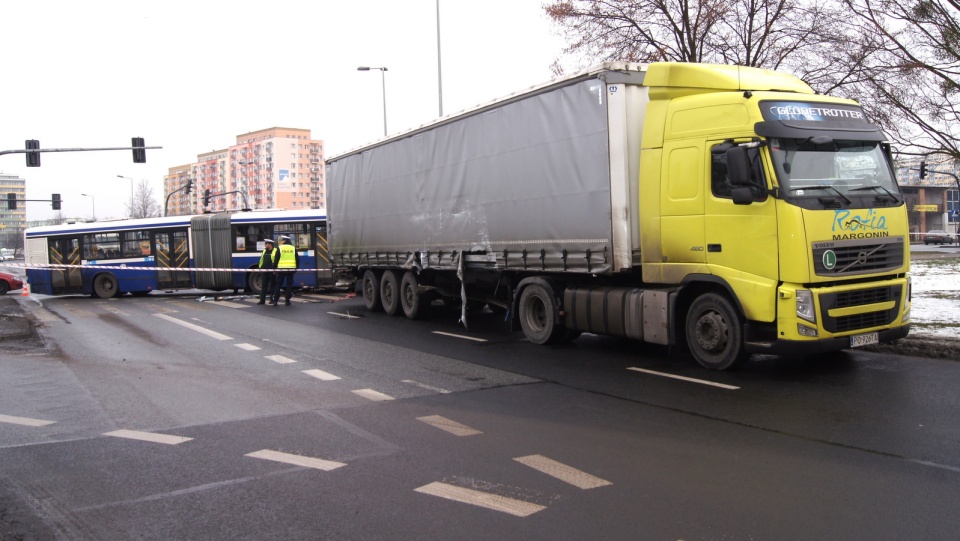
[924, 229, 955, 245]
[0, 271, 23, 295]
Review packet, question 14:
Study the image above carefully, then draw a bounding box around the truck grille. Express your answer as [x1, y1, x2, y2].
[812, 237, 905, 276]
[820, 285, 903, 333]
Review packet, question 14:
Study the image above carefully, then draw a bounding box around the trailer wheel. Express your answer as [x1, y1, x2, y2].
[93, 273, 119, 299]
[380, 270, 401, 316]
[685, 293, 748, 370]
[518, 283, 563, 345]
[362, 270, 382, 311]
[400, 271, 424, 320]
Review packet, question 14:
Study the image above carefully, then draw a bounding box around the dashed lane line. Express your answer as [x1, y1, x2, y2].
[302, 369, 341, 381]
[0, 414, 56, 427]
[265, 355, 297, 364]
[352, 389, 395, 402]
[626, 367, 740, 390]
[417, 415, 482, 436]
[103, 429, 193, 445]
[328, 311, 361, 319]
[414, 482, 546, 517]
[402, 380, 451, 394]
[234, 343, 261, 351]
[513, 454, 612, 489]
[431, 331, 487, 343]
[152, 313, 232, 341]
[245, 449, 347, 471]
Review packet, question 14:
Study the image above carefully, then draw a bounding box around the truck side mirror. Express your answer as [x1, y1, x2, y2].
[726, 146, 752, 186]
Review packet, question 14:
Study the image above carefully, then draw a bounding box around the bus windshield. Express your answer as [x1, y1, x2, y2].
[768, 138, 901, 207]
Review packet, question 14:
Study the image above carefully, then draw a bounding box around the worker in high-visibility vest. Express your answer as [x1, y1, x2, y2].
[257, 238, 278, 305]
[270, 235, 299, 306]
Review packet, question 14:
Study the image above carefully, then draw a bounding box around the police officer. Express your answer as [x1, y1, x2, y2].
[271, 235, 299, 306]
[256, 238, 278, 305]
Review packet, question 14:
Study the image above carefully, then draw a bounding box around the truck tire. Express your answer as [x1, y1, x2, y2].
[380, 270, 401, 315]
[518, 283, 563, 345]
[93, 273, 119, 299]
[685, 293, 749, 370]
[400, 271, 424, 320]
[362, 270, 382, 311]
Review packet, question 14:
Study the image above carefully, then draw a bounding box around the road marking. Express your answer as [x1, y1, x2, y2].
[414, 482, 546, 517]
[432, 331, 487, 342]
[234, 343, 261, 351]
[514, 454, 612, 489]
[0, 414, 56, 427]
[215, 301, 250, 309]
[352, 389, 395, 402]
[402, 380, 451, 394]
[303, 294, 346, 301]
[303, 369, 341, 381]
[153, 313, 232, 341]
[245, 449, 346, 471]
[626, 367, 740, 390]
[103, 429, 193, 445]
[265, 355, 297, 364]
[417, 415, 482, 436]
[328, 311, 361, 319]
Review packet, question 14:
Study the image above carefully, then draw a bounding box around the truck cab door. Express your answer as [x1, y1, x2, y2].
[659, 142, 706, 282]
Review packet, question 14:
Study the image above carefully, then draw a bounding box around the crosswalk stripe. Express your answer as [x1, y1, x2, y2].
[104, 429, 193, 445]
[0, 413, 56, 427]
[414, 482, 545, 517]
[352, 389, 394, 402]
[303, 369, 341, 381]
[245, 449, 346, 471]
[417, 415, 482, 436]
[514, 454, 612, 489]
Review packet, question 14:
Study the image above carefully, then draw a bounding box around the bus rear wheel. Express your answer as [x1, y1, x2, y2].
[93, 273, 119, 299]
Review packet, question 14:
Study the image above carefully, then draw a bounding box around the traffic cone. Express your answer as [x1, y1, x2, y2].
[21, 279, 29, 297]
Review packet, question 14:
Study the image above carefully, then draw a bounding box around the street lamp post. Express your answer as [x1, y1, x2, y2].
[80, 193, 95, 222]
[117, 175, 134, 216]
[357, 66, 388, 136]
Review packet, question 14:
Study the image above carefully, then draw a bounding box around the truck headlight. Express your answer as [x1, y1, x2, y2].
[797, 289, 816, 324]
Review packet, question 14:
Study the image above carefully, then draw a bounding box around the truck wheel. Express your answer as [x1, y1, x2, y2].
[685, 293, 748, 370]
[518, 283, 563, 345]
[362, 270, 382, 311]
[93, 273, 119, 299]
[380, 270, 401, 315]
[400, 271, 423, 320]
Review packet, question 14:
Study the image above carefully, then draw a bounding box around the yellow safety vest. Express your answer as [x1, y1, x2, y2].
[277, 244, 297, 269]
[258, 248, 276, 269]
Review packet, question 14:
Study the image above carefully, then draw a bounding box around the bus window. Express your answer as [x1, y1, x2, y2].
[274, 223, 310, 250]
[84, 232, 121, 259]
[122, 230, 152, 257]
[232, 224, 269, 253]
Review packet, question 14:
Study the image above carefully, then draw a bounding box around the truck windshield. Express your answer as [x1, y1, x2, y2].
[768, 138, 901, 207]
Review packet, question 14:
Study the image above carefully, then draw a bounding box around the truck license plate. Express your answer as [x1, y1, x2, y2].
[850, 332, 879, 348]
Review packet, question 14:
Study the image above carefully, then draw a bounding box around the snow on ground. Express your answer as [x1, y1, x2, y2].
[910, 256, 960, 338]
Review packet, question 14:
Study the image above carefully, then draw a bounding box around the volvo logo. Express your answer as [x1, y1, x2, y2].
[856, 251, 869, 265]
[822, 250, 837, 270]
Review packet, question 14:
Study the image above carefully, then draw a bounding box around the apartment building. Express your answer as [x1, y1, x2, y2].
[0, 173, 26, 249]
[163, 127, 325, 216]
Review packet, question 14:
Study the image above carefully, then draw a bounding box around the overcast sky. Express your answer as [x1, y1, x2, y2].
[3, 0, 569, 222]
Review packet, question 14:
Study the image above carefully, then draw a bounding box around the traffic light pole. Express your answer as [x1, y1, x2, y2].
[1, 144, 161, 160]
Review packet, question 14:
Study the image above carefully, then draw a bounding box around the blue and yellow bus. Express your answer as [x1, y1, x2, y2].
[24, 209, 333, 298]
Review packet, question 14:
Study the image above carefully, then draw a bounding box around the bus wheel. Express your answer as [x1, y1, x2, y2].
[93, 273, 119, 299]
[380, 270, 401, 316]
[362, 270, 382, 312]
[400, 271, 423, 320]
[248, 272, 264, 295]
[685, 293, 749, 371]
[518, 283, 563, 344]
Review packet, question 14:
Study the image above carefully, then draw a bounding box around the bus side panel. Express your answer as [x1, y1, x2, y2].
[24, 237, 53, 295]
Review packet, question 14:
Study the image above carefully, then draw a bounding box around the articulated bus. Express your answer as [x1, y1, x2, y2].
[24, 209, 334, 298]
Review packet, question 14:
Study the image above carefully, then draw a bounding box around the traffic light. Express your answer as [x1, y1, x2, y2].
[203, 189, 211, 206]
[919, 161, 927, 179]
[6, 193, 15, 210]
[25, 140, 40, 167]
[185, 178, 193, 195]
[51, 193, 61, 210]
[132, 137, 146, 163]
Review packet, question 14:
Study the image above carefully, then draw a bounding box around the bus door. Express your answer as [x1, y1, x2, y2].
[155, 229, 191, 289]
[49, 237, 83, 294]
[314, 223, 333, 286]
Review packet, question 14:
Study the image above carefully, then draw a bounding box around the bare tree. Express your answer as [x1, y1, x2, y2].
[126, 179, 162, 219]
[838, 0, 960, 159]
[544, 0, 843, 81]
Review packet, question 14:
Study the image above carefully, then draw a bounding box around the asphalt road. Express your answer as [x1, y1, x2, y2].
[1, 289, 959, 540]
